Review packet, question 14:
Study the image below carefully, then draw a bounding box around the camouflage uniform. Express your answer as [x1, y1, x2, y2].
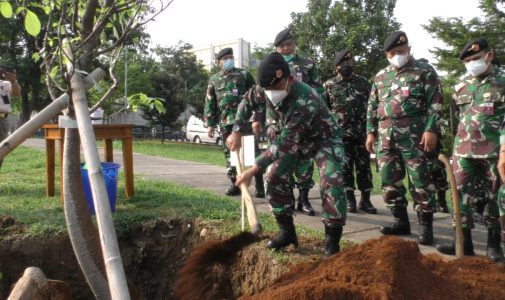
[325, 73, 373, 193]
[366, 57, 442, 212]
[282, 54, 325, 190]
[235, 80, 346, 224]
[204, 67, 255, 180]
[452, 65, 505, 230]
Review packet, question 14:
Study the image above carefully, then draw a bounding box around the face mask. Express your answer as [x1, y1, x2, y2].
[465, 56, 489, 76]
[265, 80, 289, 106]
[223, 58, 234, 71]
[282, 54, 295, 62]
[388, 54, 409, 69]
[338, 66, 353, 78]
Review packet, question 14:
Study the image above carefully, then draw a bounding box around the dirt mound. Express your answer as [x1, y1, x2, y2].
[240, 236, 505, 300]
[174, 232, 260, 300]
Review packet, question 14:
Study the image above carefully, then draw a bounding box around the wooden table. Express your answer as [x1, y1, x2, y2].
[43, 124, 134, 201]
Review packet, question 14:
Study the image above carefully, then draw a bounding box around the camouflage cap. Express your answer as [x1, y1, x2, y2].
[274, 28, 294, 47]
[334, 49, 352, 65]
[459, 38, 489, 60]
[383, 31, 408, 51]
[215, 47, 233, 60]
[258, 52, 290, 88]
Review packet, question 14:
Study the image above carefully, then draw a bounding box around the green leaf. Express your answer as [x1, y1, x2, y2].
[154, 100, 166, 113]
[24, 10, 41, 37]
[50, 66, 59, 78]
[15, 7, 25, 15]
[0, 1, 13, 18]
[32, 52, 40, 62]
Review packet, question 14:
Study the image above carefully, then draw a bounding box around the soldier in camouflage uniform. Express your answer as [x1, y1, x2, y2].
[324, 49, 376, 214]
[366, 31, 442, 245]
[267, 28, 326, 216]
[438, 38, 505, 263]
[228, 52, 346, 256]
[204, 48, 264, 197]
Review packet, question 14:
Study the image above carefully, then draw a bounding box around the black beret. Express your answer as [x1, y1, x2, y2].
[274, 28, 294, 47]
[257, 52, 291, 88]
[383, 31, 408, 51]
[334, 49, 352, 65]
[215, 47, 233, 60]
[459, 38, 490, 60]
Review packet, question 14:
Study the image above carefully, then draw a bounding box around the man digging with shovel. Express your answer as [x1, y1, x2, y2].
[227, 52, 347, 256]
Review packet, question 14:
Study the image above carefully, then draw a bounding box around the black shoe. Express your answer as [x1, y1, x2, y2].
[379, 206, 411, 235]
[437, 228, 475, 256]
[267, 214, 298, 250]
[346, 190, 357, 213]
[225, 184, 241, 196]
[297, 189, 315, 216]
[358, 191, 377, 214]
[417, 212, 433, 245]
[487, 228, 505, 264]
[324, 223, 343, 256]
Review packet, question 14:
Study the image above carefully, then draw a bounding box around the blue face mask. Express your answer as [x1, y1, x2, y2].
[223, 58, 235, 71]
[283, 54, 295, 62]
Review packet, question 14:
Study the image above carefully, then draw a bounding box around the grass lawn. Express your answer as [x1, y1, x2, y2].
[0, 146, 321, 239]
[114, 140, 385, 195]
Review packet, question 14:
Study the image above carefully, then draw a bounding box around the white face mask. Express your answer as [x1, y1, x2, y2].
[388, 53, 409, 69]
[265, 80, 289, 106]
[465, 56, 489, 77]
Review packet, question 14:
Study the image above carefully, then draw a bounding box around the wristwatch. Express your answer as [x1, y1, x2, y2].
[232, 123, 241, 132]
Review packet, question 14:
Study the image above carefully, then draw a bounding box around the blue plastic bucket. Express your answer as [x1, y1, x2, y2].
[80, 162, 120, 215]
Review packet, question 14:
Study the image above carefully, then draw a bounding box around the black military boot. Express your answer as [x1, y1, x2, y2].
[267, 214, 298, 250]
[254, 173, 265, 198]
[437, 190, 449, 213]
[486, 228, 505, 264]
[297, 189, 315, 216]
[417, 211, 434, 245]
[436, 228, 475, 256]
[346, 190, 357, 213]
[324, 222, 343, 256]
[379, 206, 411, 235]
[358, 190, 377, 214]
[225, 178, 241, 196]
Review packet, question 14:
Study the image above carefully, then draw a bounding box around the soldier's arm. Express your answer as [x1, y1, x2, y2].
[308, 63, 326, 101]
[423, 69, 443, 133]
[234, 86, 265, 132]
[366, 82, 379, 135]
[256, 106, 309, 171]
[204, 80, 219, 128]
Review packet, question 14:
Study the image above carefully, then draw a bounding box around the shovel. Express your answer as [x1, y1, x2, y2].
[438, 154, 464, 258]
[231, 149, 262, 235]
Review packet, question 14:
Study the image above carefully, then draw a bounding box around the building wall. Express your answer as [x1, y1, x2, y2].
[189, 38, 251, 71]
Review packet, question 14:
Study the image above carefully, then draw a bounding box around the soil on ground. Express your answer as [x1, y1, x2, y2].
[239, 236, 505, 300]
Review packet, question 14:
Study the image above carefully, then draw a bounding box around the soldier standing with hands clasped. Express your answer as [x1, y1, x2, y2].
[204, 48, 264, 197]
[366, 31, 442, 245]
[438, 38, 505, 263]
[324, 49, 376, 214]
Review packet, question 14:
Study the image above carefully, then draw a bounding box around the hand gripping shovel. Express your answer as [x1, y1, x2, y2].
[231, 150, 262, 235]
[438, 154, 464, 258]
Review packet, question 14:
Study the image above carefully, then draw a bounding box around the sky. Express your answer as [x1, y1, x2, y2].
[146, 0, 481, 67]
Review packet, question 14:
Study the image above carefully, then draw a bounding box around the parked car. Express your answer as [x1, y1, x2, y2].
[186, 115, 222, 145]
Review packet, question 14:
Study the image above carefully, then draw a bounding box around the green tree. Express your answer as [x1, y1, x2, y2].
[423, 0, 505, 83]
[140, 43, 209, 136]
[290, 0, 400, 81]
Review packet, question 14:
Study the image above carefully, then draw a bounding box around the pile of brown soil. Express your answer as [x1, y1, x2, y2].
[240, 236, 505, 300]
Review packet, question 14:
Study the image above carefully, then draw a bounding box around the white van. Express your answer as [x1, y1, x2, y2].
[186, 115, 222, 145]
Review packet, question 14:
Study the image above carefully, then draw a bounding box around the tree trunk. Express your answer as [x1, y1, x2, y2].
[63, 129, 111, 300]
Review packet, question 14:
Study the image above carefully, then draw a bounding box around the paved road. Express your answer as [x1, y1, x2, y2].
[22, 138, 490, 257]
